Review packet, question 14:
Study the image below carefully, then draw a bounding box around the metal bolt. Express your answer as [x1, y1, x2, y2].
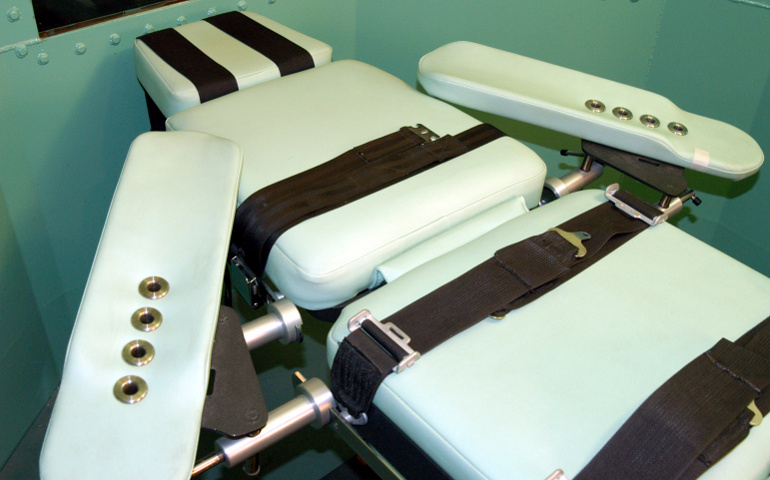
[7, 6, 21, 22]
[145, 23, 155, 33]
[37, 52, 49, 65]
[109, 33, 121, 45]
[207, 7, 217, 16]
[74, 42, 87, 55]
[177, 15, 187, 25]
[238, 1, 248, 10]
[15, 44, 27, 58]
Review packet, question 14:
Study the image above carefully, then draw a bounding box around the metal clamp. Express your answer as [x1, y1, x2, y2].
[605, 184, 672, 226]
[407, 124, 439, 143]
[348, 310, 420, 374]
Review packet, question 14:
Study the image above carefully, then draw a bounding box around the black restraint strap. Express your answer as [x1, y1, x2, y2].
[204, 11, 314, 76]
[332, 202, 649, 417]
[139, 28, 238, 103]
[233, 124, 505, 276]
[576, 316, 770, 480]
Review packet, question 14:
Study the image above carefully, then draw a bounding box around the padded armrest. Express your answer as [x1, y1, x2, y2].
[418, 42, 763, 181]
[40, 132, 242, 480]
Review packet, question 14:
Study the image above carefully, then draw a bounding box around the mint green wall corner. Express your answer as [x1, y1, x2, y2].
[647, 0, 770, 274]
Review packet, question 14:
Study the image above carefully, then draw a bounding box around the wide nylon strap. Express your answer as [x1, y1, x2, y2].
[575, 316, 770, 480]
[233, 124, 505, 276]
[331, 202, 649, 417]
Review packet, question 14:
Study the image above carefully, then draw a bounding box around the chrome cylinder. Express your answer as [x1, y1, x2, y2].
[543, 161, 604, 200]
[241, 299, 302, 349]
[215, 377, 333, 467]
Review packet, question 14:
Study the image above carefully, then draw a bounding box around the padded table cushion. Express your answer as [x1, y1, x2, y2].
[135, 11, 332, 117]
[167, 60, 546, 310]
[328, 190, 770, 480]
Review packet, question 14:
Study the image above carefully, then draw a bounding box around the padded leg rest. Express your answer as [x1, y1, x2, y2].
[327, 190, 770, 480]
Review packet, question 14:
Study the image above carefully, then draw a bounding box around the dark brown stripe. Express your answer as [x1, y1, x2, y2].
[139, 28, 238, 103]
[204, 11, 314, 76]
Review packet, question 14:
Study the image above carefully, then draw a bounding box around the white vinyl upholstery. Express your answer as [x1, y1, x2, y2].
[418, 42, 764, 181]
[328, 190, 770, 480]
[135, 11, 332, 117]
[168, 60, 546, 310]
[40, 132, 242, 480]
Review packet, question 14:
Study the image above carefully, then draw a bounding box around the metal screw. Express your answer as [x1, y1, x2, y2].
[207, 7, 217, 16]
[7, 6, 21, 22]
[15, 44, 27, 58]
[145, 23, 155, 33]
[238, 1, 248, 10]
[109, 33, 121, 45]
[74, 43, 87, 55]
[37, 52, 49, 65]
[177, 15, 187, 25]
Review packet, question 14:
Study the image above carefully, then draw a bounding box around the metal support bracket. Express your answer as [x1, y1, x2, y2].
[201, 306, 268, 438]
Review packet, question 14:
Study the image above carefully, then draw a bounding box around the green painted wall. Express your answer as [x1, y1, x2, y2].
[1, 0, 768, 472]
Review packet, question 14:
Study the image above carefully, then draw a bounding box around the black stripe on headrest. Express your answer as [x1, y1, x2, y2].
[139, 28, 239, 103]
[204, 11, 315, 76]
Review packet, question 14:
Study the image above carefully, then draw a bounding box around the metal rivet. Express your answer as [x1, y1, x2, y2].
[7, 7, 21, 22]
[109, 33, 121, 45]
[122, 339, 155, 366]
[237, 1, 248, 10]
[612, 107, 633, 120]
[145, 23, 155, 33]
[74, 43, 87, 55]
[138, 276, 169, 300]
[15, 44, 27, 58]
[640, 114, 660, 128]
[114, 375, 148, 404]
[131, 307, 163, 332]
[37, 52, 49, 65]
[207, 7, 217, 16]
[584, 99, 606, 113]
[667, 122, 688, 136]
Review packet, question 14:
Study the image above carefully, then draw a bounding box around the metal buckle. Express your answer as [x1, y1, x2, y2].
[544, 470, 570, 480]
[748, 399, 763, 427]
[230, 254, 284, 309]
[348, 310, 421, 374]
[604, 183, 673, 226]
[407, 124, 440, 143]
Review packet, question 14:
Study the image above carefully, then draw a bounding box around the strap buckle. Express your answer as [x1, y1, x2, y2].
[605, 183, 674, 226]
[407, 124, 440, 143]
[748, 399, 763, 427]
[348, 310, 421, 374]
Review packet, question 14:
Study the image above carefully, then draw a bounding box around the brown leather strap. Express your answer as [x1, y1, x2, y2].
[233, 124, 505, 276]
